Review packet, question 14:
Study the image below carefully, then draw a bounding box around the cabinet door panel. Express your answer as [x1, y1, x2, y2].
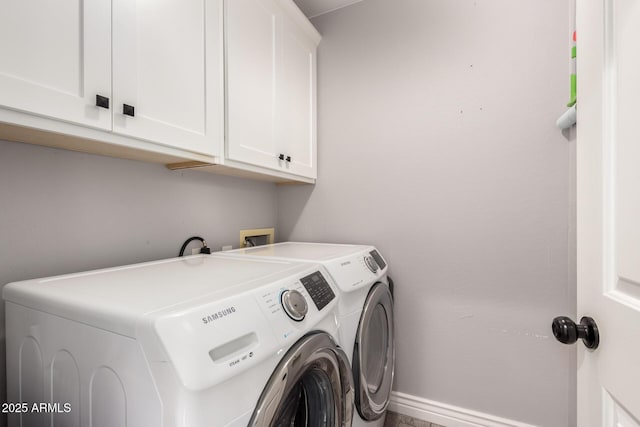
[0, 0, 111, 130]
[226, 0, 280, 170]
[279, 19, 316, 178]
[112, 0, 221, 156]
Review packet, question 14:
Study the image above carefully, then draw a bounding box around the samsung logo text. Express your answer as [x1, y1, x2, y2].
[202, 307, 237, 324]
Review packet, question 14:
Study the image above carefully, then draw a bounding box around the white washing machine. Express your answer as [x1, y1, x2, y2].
[222, 242, 395, 427]
[3, 254, 354, 427]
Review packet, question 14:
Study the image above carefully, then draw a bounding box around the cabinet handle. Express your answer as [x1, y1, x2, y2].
[96, 95, 110, 109]
[286, 156, 291, 162]
[123, 104, 135, 117]
[278, 154, 285, 161]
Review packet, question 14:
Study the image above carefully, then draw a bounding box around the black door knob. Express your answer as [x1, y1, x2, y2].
[552, 316, 599, 349]
[285, 155, 291, 162]
[278, 154, 285, 161]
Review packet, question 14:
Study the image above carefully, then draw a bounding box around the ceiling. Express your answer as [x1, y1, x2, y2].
[293, 0, 364, 18]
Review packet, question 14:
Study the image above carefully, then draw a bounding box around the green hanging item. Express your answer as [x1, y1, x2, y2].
[567, 31, 577, 107]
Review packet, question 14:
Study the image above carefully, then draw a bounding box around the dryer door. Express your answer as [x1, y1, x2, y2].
[249, 332, 354, 427]
[353, 282, 395, 421]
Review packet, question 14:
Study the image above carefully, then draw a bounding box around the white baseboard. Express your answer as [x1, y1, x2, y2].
[388, 392, 538, 427]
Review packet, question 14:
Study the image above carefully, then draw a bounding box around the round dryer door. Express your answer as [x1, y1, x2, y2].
[249, 332, 354, 427]
[353, 282, 395, 421]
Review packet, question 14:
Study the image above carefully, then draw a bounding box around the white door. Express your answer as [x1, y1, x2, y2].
[0, 0, 111, 130]
[225, 0, 281, 171]
[112, 0, 222, 156]
[279, 15, 317, 179]
[575, 0, 640, 425]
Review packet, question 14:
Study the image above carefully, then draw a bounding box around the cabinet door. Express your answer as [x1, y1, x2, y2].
[278, 16, 317, 179]
[112, 0, 222, 156]
[226, 0, 281, 170]
[0, 0, 111, 130]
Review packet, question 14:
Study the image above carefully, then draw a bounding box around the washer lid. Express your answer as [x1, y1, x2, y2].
[3, 255, 315, 337]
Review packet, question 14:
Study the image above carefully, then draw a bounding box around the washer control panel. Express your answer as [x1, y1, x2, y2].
[152, 262, 340, 391]
[300, 270, 335, 310]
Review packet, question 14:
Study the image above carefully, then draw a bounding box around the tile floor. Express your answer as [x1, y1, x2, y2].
[383, 411, 446, 427]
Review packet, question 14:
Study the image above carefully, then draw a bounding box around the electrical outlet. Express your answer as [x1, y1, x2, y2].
[240, 228, 274, 248]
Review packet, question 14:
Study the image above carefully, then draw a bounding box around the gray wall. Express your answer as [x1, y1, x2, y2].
[0, 139, 278, 411]
[278, 1, 576, 426]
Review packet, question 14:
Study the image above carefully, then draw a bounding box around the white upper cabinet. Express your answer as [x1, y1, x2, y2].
[0, 0, 317, 182]
[278, 15, 317, 178]
[112, 0, 222, 156]
[226, 0, 279, 168]
[0, 0, 222, 157]
[0, 0, 112, 130]
[226, 0, 320, 179]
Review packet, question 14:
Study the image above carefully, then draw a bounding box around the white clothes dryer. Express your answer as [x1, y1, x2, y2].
[222, 242, 395, 427]
[4, 254, 353, 427]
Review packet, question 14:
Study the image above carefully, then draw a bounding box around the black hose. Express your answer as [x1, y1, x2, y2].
[179, 236, 207, 257]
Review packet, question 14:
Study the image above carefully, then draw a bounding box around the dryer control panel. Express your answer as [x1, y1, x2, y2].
[323, 247, 388, 293]
[369, 249, 386, 269]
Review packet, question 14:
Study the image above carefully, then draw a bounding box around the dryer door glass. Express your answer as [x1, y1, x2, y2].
[353, 282, 395, 421]
[249, 332, 354, 427]
[363, 304, 388, 394]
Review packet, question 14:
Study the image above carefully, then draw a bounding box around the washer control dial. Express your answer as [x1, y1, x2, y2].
[364, 255, 379, 273]
[281, 290, 308, 322]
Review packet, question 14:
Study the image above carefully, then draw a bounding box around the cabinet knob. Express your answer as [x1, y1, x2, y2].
[286, 156, 291, 162]
[278, 154, 285, 161]
[96, 95, 110, 109]
[123, 104, 135, 117]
